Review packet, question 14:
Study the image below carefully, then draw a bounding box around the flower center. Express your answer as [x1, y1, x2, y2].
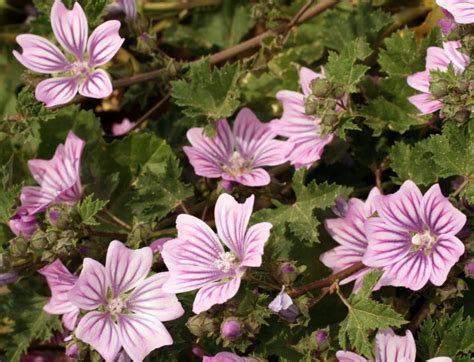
[72, 61, 92, 78]
[215, 251, 238, 273]
[411, 229, 437, 255]
[222, 151, 252, 177]
[107, 297, 126, 316]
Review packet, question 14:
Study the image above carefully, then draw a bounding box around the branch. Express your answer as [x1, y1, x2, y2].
[289, 262, 365, 297]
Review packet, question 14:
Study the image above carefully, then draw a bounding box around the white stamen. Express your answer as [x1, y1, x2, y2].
[215, 251, 238, 273]
[222, 151, 252, 177]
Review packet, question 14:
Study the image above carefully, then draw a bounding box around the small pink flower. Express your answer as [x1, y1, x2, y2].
[20, 131, 85, 214]
[68, 240, 184, 361]
[436, 0, 474, 24]
[183, 108, 291, 187]
[111, 118, 136, 136]
[268, 287, 300, 321]
[336, 328, 451, 362]
[407, 41, 469, 115]
[38, 259, 80, 330]
[320, 188, 383, 292]
[13, 0, 124, 107]
[203, 352, 257, 362]
[271, 67, 336, 169]
[162, 193, 271, 314]
[9, 207, 38, 239]
[363, 181, 466, 291]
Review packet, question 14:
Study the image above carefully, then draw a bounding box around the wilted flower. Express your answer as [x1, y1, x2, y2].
[108, 0, 137, 21]
[436, 0, 474, 25]
[0, 269, 20, 285]
[221, 318, 242, 340]
[38, 259, 79, 330]
[20, 131, 84, 214]
[203, 352, 257, 362]
[111, 118, 136, 136]
[320, 188, 383, 292]
[9, 207, 38, 239]
[271, 67, 335, 169]
[268, 287, 300, 322]
[336, 328, 451, 361]
[67, 240, 184, 361]
[183, 108, 291, 187]
[13, 0, 124, 107]
[363, 181, 466, 291]
[407, 41, 469, 115]
[162, 193, 271, 313]
[150, 237, 171, 253]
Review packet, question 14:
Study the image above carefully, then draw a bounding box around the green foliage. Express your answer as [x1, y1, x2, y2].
[417, 309, 474, 361]
[254, 170, 352, 244]
[0, 283, 63, 361]
[171, 59, 241, 122]
[77, 194, 109, 226]
[338, 272, 407, 358]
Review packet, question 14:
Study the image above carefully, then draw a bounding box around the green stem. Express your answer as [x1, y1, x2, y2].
[143, 0, 221, 11]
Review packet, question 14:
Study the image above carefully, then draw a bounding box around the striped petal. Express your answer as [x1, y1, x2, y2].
[374, 180, 424, 232]
[51, 0, 88, 60]
[429, 235, 465, 286]
[106, 240, 152, 298]
[183, 146, 225, 178]
[35, 76, 80, 108]
[241, 222, 271, 267]
[408, 93, 442, 115]
[252, 139, 292, 168]
[118, 313, 173, 361]
[425, 46, 451, 71]
[75, 311, 121, 362]
[193, 277, 241, 314]
[68, 258, 108, 310]
[421, 184, 466, 235]
[13, 34, 71, 74]
[227, 168, 271, 187]
[126, 272, 184, 321]
[272, 90, 315, 137]
[79, 69, 113, 99]
[117, 0, 138, 21]
[215, 194, 253, 259]
[20, 186, 55, 214]
[374, 329, 416, 362]
[87, 20, 124, 67]
[437, 0, 474, 24]
[407, 70, 430, 93]
[443, 41, 470, 73]
[336, 351, 367, 362]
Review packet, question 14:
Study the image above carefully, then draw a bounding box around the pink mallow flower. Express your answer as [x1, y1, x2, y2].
[67, 240, 184, 361]
[38, 259, 79, 330]
[407, 41, 469, 115]
[111, 118, 136, 136]
[437, 0, 474, 25]
[162, 193, 272, 314]
[9, 207, 38, 239]
[183, 108, 291, 187]
[203, 352, 257, 362]
[320, 188, 382, 292]
[20, 131, 84, 214]
[270, 67, 336, 169]
[336, 328, 451, 362]
[13, 0, 124, 107]
[363, 180, 466, 291]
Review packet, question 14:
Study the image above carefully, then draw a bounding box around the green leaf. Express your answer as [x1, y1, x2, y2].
[171, 59, 241, 121]
[338, 272, 407, 358]
[0, 167, 21, 224]
[254, 170, 352, 244]
[325, 38, 372, 93]
[77, 194, 109, 226]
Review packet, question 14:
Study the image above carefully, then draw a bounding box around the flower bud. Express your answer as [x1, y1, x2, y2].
[9, 209, 38, 239]
[221, 318, 242, 340]
[466, 261, 474, 277]
[0, 269, 19, 285]
[47, 208, 60, 225]
[304, 99, 319, 115]
[275, 262, 298, 285]
[332, 86, 346, 100]
[191, 345, 205, 358]
[30, 230, 49, 250]
[150, 238, 171, 253]
[315, 330, 328, 344]
[430, 78, 449, 98]
[312, 79, 332, 98]
[332, 196, 348, 217]
[0, 253, 11, 273]
[10, 237, 28, 257]
[186, 314, 219, 337]
[66, 344, 79, 358]
[268, 288, 300, 322]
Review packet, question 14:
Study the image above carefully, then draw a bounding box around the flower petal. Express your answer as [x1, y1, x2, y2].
[106, 240, 152, 298]
[429, 234, 465, 286]
[87, 20, 124, 67]
[183, 146, 224, 178]
[193, 277, 241, 314]
[443, 41, 470, 73]
[228, 168, 271, 187]
[363, 218, 411, 268]
[215, 193, 253, 259]
[427, 358, 453, 362]
[374, 329, 416, 362]
[240, 222, 271, 267]
[75, 311, 121, 362]
[421, 184, 467, 235]
[20, 186, 55, 214]
[335, 351, 368, 362]
[252, 139, 292, 168]
[408, 93, 442, 115]
[68, 258, 108, 310]
[13, 34, 71, 74]
[273, 90, 315, 136]
[126, 272, 184, 321]
[118, 313, 173, 361]
[299, 66, 324, 96]
[117, 0, 138, 21]
[374, 180, 424, 232]
[436, 0, 474, 24]
[79, 69, 113, 99]
[51, 0, 88, 60]
[407, 70, 430, 93]
[425, 46, 451, 71]
[35, 76, 80, 108]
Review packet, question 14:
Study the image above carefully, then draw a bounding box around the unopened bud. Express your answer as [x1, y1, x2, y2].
[332, 87, 346, 100]
[276, 262, 298, 285]
[453, 109, 468, 123]
[30, 230, 49, 250]
[312, 79, 332, 98]
[315, 330, 328, 344]
[192, 345, 205, 358]
[430, 78, 449, 98]
[10, 237, 28, 257]
[466, 261, 474, 277]
[66, 344, 79, 358]
[0, 254, 11, 273]
[221, 318, 242, 340]
[304, 99, 319, 115]
[186, 314, 219, 337]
